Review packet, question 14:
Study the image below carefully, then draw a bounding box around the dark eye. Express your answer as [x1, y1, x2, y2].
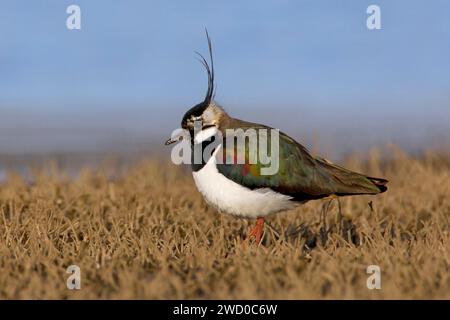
[190, 116, 202, 125]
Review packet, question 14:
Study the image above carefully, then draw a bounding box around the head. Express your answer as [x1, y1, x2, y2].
[165, 30, 226, 146]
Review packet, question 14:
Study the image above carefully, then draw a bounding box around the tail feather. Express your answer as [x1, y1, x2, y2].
[316, 157, 388, 196]
[366, 176, 388, 193]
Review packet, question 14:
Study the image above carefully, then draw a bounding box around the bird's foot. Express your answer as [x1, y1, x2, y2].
[244, 217, 265, 245]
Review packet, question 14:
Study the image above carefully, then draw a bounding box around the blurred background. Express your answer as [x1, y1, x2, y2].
[1, 1, 449, 174]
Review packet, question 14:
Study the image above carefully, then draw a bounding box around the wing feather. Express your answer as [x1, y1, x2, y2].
[216, 120, 387, 201]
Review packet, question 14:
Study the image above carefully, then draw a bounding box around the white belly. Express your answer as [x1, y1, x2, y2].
[192, 145, 296, 218]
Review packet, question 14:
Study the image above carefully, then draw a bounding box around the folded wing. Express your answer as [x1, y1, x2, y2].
[216, 121, 387, 201]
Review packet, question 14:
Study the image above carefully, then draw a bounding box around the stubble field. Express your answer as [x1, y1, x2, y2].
[0, 146, 449, 299]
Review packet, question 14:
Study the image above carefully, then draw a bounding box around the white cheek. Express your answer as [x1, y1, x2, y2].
[194, 127, 218, 144]
[202, 108, 215, 123]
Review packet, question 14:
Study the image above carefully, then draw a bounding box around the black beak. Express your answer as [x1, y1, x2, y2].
[165, 130, 186, 145]
[165, 138, 177, 145]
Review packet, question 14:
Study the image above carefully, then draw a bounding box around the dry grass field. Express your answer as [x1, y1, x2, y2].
[0, 146, 449, 299]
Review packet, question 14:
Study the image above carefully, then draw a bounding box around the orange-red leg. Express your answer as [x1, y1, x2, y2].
[246, 217, 265, 244]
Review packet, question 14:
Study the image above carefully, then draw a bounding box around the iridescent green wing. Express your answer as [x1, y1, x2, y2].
[216, 121, 386, 200]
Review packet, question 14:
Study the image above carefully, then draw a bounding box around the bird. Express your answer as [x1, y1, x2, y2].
[165, 31, 388, 245]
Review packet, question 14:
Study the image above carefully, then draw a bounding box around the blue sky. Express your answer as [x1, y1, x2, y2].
[1, 1, 449, 154]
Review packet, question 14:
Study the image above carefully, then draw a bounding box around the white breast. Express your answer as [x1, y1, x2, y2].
[192, 145, 296, 218]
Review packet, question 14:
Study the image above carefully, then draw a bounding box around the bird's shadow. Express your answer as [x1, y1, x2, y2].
[264, 200, 360, 251]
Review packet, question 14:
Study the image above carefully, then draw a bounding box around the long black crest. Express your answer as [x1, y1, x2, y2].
[195, 29, 215, 105]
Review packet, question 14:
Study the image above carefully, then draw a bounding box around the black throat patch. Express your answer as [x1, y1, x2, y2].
[190, 134, 219, 172]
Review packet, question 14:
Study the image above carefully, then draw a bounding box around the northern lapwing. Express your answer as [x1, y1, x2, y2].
[166, 31, 388, 244]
